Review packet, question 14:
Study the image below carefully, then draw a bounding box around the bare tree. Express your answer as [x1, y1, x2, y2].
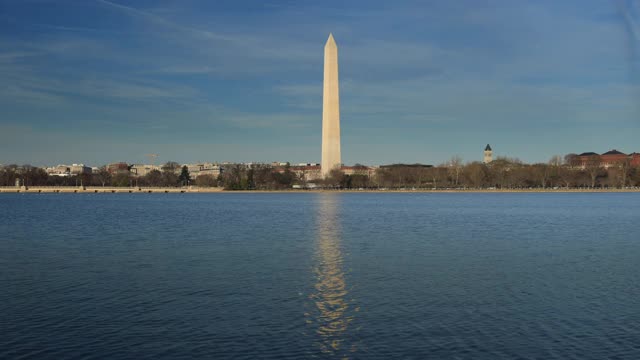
[547, 156, 563, 187]
[564, 153, 580, 167]
[530, 163, 550, 189]
[195, 174, 218, 187]
[324, 168, 345, 188]
[487, 158, 511, 188]
[141, 169, 163, 186]
[618, 158, 631, 188]
[95, 166, 111, 187]
[549, 155, 563, 167]
[557, 166, 575, 188]
[463, 162, 487, 188]
[630, 167, 640, 186]
[584, 155, 602, 188]
[447, 156, 463, 187]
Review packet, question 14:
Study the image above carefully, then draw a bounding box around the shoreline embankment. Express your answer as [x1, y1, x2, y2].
[1, 186, 640, 194]
[0, 186, 222, 194]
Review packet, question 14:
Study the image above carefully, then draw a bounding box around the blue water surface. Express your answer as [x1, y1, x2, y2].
[1, 193, 639, 359]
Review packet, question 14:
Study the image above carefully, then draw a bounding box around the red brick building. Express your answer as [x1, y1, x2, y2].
[576, 150, 639, 169]
[107, 162, 130, 174]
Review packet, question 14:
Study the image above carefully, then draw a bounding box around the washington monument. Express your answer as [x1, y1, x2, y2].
[321, 33, 341, 177]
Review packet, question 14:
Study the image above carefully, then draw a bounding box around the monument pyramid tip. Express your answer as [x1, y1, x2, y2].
[326, 33, 336, 44]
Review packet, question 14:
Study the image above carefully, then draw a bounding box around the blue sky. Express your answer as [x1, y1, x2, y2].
[1, 0, 639, 166]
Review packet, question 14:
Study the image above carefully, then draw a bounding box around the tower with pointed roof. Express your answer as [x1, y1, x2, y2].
[483, 144, 493, 164]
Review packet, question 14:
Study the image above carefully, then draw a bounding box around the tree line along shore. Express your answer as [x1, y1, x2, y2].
[1, 186, 639, 194]
[2, 155, 640, 191]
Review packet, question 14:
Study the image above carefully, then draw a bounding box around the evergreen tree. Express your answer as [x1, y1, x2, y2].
[247, 168, 255, 190]
[178, 165, 191, 186]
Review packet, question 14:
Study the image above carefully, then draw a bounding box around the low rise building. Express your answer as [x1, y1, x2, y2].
[271, 161, 290, 167]
[184, 163, 222, 178]
[107, 162, 130, 174]
[70, 164, 92, 175]
[600, 150, 628, 167]
[46, 164, 91, 177]
[342, 165, 378, 177]
[289, 165, 321, 181]
[46, 165, 71, 177]
[576, 150, 639, 169]
[286, 164, 377, 181]
[197, 163, 223, 177]
[130, 164, 161, 177]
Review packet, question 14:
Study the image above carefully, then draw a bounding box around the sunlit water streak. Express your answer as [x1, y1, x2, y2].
[306, 194, 359, 358]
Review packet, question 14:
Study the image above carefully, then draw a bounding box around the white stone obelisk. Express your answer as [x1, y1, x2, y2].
[321, 33, 341, 178]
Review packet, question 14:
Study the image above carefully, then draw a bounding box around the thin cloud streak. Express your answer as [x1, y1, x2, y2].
[95, 0, 238, 42]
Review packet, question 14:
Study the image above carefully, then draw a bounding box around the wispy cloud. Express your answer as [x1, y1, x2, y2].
[2, 67, 199, 104]
[94, 0, 236, 42]
[225, 112, 314, 129]
[0, 51, 42, 60]
[153, 65, 220, 75]
[30, 23, 124, 34]
[0, 84, 67, 105]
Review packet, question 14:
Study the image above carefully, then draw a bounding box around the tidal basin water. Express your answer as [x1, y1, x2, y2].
[1, 193, 640, 359]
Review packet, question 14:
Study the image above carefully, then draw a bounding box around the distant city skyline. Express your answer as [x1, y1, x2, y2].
[1, 0, 639, 166]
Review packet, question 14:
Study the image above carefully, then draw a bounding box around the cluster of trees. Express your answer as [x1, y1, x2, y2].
[216, 164, 372, 190]
[322, 166, 373, 189]
[372, 156, 640, 189]
[216, 164, 297, 190]
[0, 162, 194, 188]
[0, 165, 50, 187]
[216, 156, 640, 190]
[3, 155, 640, 190]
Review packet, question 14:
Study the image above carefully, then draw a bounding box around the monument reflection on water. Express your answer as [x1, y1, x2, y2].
[307, 194, 358, 357]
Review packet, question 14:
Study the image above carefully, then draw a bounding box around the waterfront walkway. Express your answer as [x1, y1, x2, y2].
[0, 186, 223, 193]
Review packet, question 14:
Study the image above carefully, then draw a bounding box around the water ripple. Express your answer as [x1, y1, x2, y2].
[1, 193, 640, 358]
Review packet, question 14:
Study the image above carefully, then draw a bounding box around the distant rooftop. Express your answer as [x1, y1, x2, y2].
[602, 149, 626, 156]
[579, 150, 630, 157]
[485, 144, 492, 151]
[380, 163, 433, 168]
